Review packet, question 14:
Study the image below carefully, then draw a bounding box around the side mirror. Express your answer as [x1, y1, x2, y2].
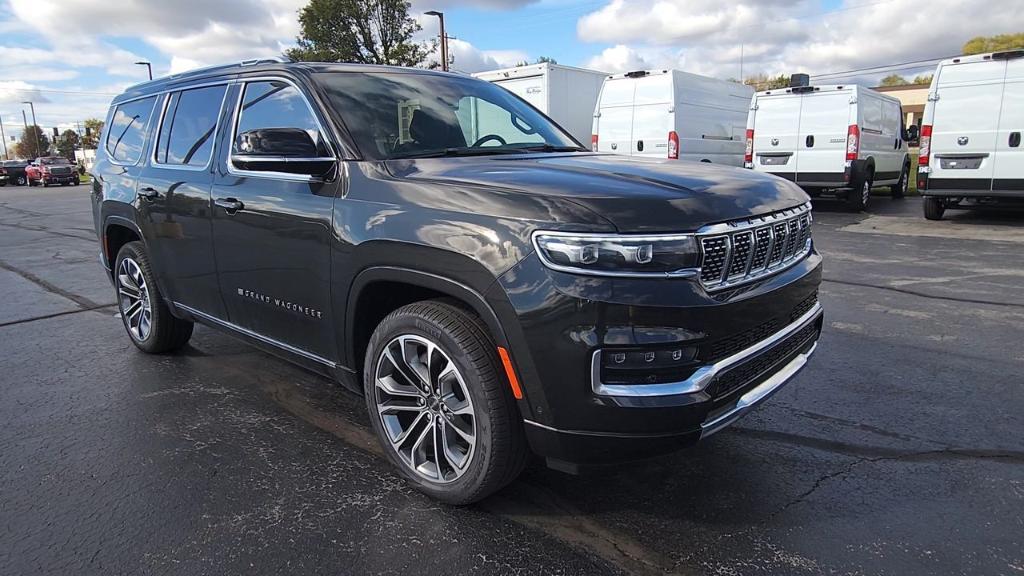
[231, 127, 334, 177]
[905, 125, 919, 142]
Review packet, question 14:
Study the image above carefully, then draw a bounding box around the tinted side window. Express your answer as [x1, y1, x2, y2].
[156, 85, 227, 167]
[106, 97, 157, 164]
[233, 81, 328, 156]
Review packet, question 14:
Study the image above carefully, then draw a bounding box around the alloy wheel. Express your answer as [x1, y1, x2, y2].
[117, 257, 153, 341]
[373, 334, 476, 484]
[862, 181, 871, 207]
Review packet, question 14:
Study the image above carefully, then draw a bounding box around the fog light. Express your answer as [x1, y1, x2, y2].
[599, 346, 698, 385]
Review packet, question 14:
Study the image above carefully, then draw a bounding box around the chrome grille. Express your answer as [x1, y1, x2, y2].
[49, 166, 72, 175]
[698, 204, 813, 291]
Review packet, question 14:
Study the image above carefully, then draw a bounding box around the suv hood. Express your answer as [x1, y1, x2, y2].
[386, 153, 809, 232]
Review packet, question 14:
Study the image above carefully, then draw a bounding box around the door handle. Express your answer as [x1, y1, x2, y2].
[805, 135, 814, 147]
[215, 197, 244, 213]
[637, 140, 644, 152]
[137, 186, 159, 200]
[1010, 132, 1021, 148]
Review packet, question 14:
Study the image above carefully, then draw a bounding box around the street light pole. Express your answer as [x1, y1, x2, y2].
[424, 11, 447, 72]
[0, 115, 8, 160]
[22, 101, 39, 158]
[135, 61, 153, 80]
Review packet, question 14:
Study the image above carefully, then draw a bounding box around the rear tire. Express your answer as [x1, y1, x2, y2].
[846, 172, 873, 212]
[114, 241, 193, 353]
[923, 197, 945, 220]
[363, 300, 527, 505]
[891, 163, 909, 199]
[15, 175, 26, 186]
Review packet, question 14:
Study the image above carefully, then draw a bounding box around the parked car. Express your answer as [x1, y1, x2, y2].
[592, 69, 754, 165]
[473, 62, 607, 146]
[745, 78, 911, 210]
[92, 60, 823, 504]
[918, 50, 1024, 220]
[26, 156, 80, 186]
[0, 160, 30, 186]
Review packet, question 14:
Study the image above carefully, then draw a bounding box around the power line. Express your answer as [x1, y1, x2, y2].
[811, 55, 957, 79]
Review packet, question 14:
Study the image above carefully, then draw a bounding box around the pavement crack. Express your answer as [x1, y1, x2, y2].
[0, 219, 95, 242]
[0, 258, 105, 309]
[0, 304, 116, 329]
[822, 277, 1024, 309]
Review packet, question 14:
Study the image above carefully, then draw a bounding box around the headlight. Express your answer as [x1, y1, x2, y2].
[532, 231, 699, 277]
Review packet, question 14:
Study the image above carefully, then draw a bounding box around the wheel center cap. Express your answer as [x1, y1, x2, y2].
[428, 397, 441, 411]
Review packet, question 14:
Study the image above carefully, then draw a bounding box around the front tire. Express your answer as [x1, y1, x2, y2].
[363, 300, 527, 505]
[891, 163, 909, 199]
[15, 175, 26, 186]
[923, 197, 945, 220]
[114, 241, 193, 353]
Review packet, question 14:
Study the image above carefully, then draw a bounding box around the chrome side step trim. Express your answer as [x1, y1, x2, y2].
[591, 302, 822, 397]
[699, 341, 817, 439]
[173, 302, 337, 368]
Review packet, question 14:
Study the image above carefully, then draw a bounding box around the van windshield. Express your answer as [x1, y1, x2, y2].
[315, 72, 584, 160]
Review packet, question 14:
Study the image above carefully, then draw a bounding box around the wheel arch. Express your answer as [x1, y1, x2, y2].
[102, 215, 146, 277]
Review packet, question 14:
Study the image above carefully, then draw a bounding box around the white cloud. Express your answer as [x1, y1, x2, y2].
[578, 0, 1024, 83]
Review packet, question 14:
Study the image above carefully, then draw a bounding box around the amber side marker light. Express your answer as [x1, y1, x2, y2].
[497, 346, 524, 400]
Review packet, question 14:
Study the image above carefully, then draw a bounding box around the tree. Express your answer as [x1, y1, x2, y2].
[82, 118, 104, 149]
[963, 33, 1024, 55]
[514, 56, 559, 66]
[15, 125, 50, 159]
[286, 0, 428, 67]
[56, 129, 81, 161]
[880, 74, 910, 86]
[743, 73, 790, 90]
[912, 74, 933, 85]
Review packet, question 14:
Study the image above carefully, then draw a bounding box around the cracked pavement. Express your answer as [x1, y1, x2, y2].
[1, 185, 1022, 575]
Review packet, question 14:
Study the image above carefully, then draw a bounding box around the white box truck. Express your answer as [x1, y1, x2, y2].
[745, 81, 911, 211]
[918, 50, 1024, 220]
[473, 63, 607, 146]
[591, 69, 753, 165]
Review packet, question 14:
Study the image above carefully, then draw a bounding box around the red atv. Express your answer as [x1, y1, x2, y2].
[27, 157, 81, 187]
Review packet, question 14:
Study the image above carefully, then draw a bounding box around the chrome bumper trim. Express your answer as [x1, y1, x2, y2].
[699, 340, 817, 439]
[591, 301, 822, 397]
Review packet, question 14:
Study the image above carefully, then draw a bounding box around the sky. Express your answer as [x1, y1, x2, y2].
[0, 0, 1021, 149]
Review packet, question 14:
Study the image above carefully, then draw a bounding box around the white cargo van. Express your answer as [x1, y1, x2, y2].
[591, 69, 753, 166]
[745, 82, 911, 210]
[918, 50, 1024, 220]
[473, 63, 607, 145]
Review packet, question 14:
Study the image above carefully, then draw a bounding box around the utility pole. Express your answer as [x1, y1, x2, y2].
[0, 115, 7, 160]
[22, 101, 39, 158]
[21, 110, 30, 159]
[424, 11, 447, 72]
[739, 44, 744, 83]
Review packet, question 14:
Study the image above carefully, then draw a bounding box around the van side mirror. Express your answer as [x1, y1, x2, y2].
[231, 128, 334, 177]
[905, 125, 919, 142]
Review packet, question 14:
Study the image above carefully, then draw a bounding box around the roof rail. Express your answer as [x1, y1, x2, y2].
[124, 56, 294, 91]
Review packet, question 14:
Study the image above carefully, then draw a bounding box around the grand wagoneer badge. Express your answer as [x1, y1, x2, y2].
[237, 288, 323, 319]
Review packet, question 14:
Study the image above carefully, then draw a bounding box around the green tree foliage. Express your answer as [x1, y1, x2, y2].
[880, 74, 910, 86]
[912, 74, 933, 85]
[286, 0, 428, 67]
[743, 73, 791, 90]
[15, 125, 50, 159]
[514, 56, 559, 66]
[57, 129, 80, 161]
[963, 33, 1024, 55]
[82, 118, 104, 149]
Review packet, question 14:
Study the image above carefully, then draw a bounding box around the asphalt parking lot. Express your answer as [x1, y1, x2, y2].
[1, 183, 1022, 576]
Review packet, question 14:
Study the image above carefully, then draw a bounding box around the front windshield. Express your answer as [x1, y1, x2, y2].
[41, 157, 69, 165]
[315, 72, 583, 160]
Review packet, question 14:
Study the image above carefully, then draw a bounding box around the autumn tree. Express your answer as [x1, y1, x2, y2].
[82, 118, 104, 149]
[15, 125, 50, 159]
[743, 73, 791, 90]
[963, 33, 1024, 55]
[286, 0, 428, 67]
[879, 74, 910, 86]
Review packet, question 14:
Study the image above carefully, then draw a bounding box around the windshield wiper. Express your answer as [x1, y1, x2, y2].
[516, 144, 590, 153]
[390, 147, 527, 159]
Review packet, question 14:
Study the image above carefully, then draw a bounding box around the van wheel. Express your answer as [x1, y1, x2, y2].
[847, 173, 872, 211]
[114, 241, 194, 353]
[891, 163, 909, 199]
[923, 197, 945, 220]
[363, 300, 527, 505]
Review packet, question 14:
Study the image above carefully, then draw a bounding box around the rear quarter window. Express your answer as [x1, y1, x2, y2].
[106, 96, 158, 164]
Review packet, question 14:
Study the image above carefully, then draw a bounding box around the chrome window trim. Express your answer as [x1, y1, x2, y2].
[231, 155, 336, 163]
[530, 230, 700, 279]
[150, 83, 230, 172]
[105, 96, 160, 167]
[226, 76, 338, 183]
[590, 301, 822, 398]
[174, 302, 336, 368]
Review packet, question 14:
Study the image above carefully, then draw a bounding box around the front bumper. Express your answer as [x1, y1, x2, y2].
[43, 174, 77, 184]
[491, 248, 823, 466]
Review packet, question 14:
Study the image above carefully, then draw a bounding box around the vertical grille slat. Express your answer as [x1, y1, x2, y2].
[698, 205, 813, 291]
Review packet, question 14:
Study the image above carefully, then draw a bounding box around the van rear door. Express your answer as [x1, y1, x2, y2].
[795, 90, 851, 184]
[929, 59, 1004, 191]
[630, 74, 672, 158]
[992, 55, 1024, 195]
[751, 93, 802, 179]
[594, 78, 635, 155]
